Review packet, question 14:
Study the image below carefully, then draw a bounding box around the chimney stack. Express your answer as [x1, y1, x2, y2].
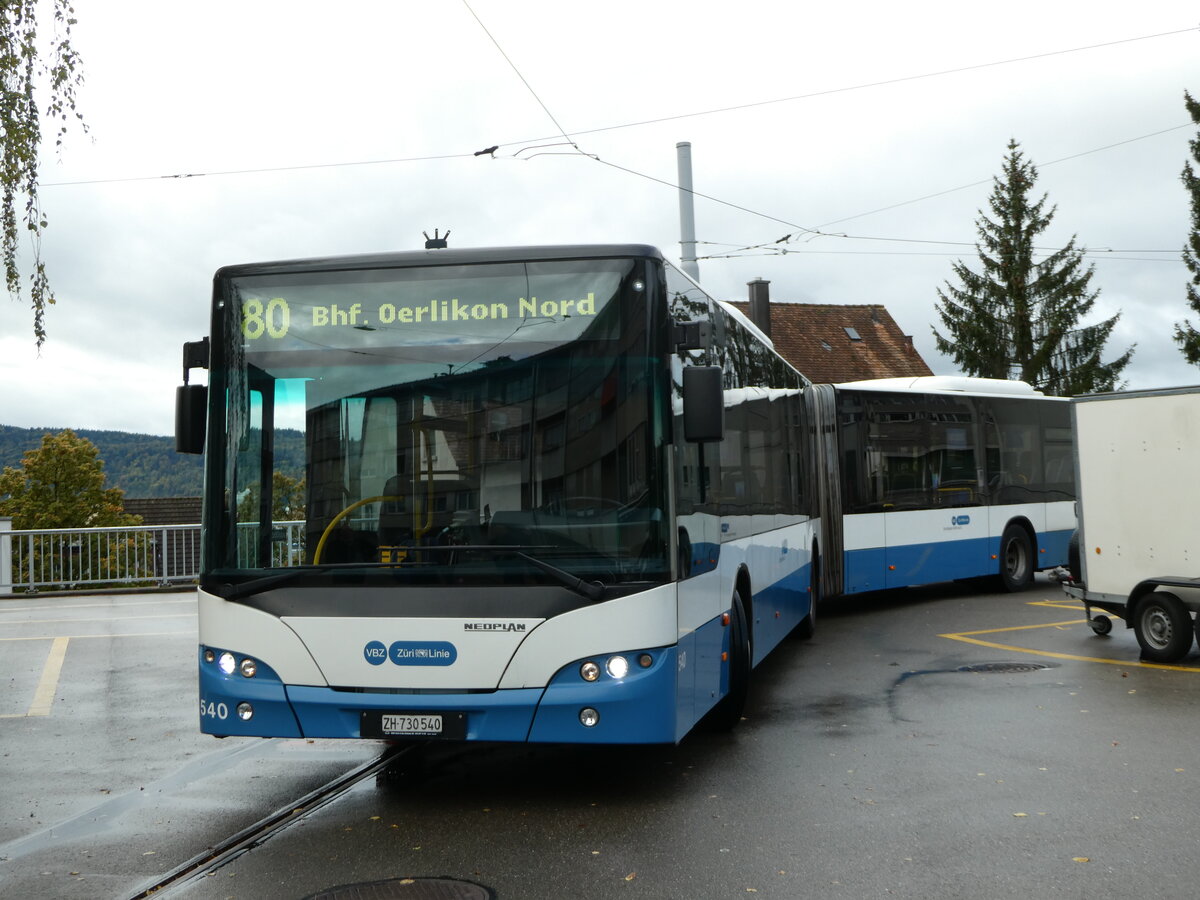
[748, 278, 771, 337]
[677, 142, 700, 281]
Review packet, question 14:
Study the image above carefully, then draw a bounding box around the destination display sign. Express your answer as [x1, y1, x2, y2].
[239, 291, 602, 342]
[228, 260, 629, 364]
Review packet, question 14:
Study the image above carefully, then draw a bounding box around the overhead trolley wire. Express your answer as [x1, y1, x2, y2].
[459, 0, 579, 153]
[494, 26, 1199, 150]
[39, 25, 1196, 189]
[32, 18, 1197, 267]
[689, 121, 1195, 260]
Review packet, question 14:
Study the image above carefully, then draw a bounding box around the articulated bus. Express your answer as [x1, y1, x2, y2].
[175, 244, 818, 744]
[175, 244, 1074, 745]
[805, 377, 1074, 598]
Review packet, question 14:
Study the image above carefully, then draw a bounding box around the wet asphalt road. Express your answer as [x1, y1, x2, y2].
[3, 579, 1200, 899]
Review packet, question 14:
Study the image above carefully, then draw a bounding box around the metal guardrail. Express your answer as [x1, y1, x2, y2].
[0, 521, 305, 595]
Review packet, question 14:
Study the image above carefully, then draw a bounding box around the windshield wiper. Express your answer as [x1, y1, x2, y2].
[211, 562, 402, 602]
[513, 551, 607, 602]
[419, 544, 608, 601]
[372, 544, 607, 600]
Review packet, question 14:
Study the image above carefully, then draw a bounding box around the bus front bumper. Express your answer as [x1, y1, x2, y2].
[198, 644, 680, 743]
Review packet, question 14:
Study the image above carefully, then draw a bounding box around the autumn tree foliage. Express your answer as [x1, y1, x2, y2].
[237, 470, 306, 522]
[1173, 91, 1200, 364]
[932, 140, 1133, 396]
[0, 429, 137, 529]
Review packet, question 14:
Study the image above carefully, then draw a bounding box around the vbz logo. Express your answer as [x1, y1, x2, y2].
[951, 514, 971, 526]
[363, 640, 388, 666]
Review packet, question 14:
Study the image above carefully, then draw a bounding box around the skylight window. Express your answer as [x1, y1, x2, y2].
[844, 327, 862, 341]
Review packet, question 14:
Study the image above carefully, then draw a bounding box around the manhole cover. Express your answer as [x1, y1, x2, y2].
[957, 662, 1052, 674]
[303, 877, 496, 900]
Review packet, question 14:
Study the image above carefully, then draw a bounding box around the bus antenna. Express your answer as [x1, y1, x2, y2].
[424, 229, 450, 249]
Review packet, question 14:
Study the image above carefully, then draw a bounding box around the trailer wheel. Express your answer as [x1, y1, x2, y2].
[998, 524, 1034, 592]
[1089, 615, 1113, 636]
[1133, 592, 1193, 663]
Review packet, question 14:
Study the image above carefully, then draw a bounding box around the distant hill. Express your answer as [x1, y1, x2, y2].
[0, 425, 304, 499]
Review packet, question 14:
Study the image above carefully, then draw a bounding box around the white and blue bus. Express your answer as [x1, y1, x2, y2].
[805, 377, 1075, 598]
[175, 244, 818, 744]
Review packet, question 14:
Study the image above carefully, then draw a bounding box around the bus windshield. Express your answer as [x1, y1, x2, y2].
[212, 256, 669, 588]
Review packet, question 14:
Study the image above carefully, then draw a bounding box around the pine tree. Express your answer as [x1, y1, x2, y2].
[932, 140, 1133, 396]
[1173, 91, 1200, 364]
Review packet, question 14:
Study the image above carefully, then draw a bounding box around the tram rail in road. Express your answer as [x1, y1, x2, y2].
[125, 744, 409, 900]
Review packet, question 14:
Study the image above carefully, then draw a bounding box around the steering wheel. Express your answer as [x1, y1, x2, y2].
[312, 495, 403, 565]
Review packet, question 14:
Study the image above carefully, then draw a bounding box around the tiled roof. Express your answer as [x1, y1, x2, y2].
[729, 301, 933, 384]
[123, 497, 202, 525]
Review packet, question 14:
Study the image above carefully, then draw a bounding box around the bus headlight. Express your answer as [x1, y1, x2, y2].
[579, 707, 600, 727]
[580, 661, 601, 682]
[218, 652, 236, 675]
[605, 655, 629, 679]
[239, 658, 258, 678]
[236, 702, 254, 721]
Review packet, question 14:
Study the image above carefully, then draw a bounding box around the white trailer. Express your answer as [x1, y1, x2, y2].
[1064, 385, 1200, 663]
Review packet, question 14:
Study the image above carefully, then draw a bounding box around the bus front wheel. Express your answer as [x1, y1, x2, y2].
[708, 591, 751, 731]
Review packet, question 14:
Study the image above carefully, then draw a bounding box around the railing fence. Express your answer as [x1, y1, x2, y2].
[0, 520, 306, 595]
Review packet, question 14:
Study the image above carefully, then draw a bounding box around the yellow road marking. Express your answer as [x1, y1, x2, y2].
[0, 636, 72, 718]
[1028, 599, 1089, 611]
[0, 631, 193, 718]
[940, 615, 1200, 673]
[27, 636, 69, 715]
[949, 617, 1086, 637]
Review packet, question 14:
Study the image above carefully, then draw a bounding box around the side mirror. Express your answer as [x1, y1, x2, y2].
[175, 384, 208, 454]
[682, 366, 724, 443]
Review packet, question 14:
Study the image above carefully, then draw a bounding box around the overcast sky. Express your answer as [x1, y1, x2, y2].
[1, 0, 1197, 436]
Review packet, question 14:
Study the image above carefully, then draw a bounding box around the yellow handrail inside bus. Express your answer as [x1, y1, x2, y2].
[312, 495, 404, 565]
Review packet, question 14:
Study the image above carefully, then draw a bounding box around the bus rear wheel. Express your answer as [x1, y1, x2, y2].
[998, 524, 1034, 592]
[795, 551, 819, 640]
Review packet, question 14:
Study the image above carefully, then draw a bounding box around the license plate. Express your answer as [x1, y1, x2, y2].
[361, 710, 466, 740]
[384, 713, 441, 735]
